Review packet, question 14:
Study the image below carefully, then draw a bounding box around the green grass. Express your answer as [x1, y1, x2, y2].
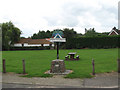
[2, 48, 118, 78]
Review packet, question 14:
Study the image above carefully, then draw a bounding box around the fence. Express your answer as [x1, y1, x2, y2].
[2, 58, 119, 75]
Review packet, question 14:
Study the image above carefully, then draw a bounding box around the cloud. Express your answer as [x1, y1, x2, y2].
[43, 0, 118, 33]
[0, 0, 119, 37]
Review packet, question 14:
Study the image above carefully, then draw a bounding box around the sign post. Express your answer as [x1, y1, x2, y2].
[50, 29, 66, 73]
[50, 30, 66, 60]
[57, 42, 59, 59]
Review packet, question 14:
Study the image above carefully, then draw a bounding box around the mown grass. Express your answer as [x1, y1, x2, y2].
[2, 48, 118, 78]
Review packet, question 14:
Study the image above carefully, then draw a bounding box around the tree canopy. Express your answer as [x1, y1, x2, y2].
[84, 28, 97, 36]
[31, 28, 78, 39]
[1, 21, 21, 50]
[84, 28, 109, 37]
[31, 30, 52, 39]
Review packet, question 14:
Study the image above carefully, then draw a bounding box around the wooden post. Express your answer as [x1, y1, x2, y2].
[92, 59, 95, 75]
[22, 59, 26, 74]
[118, 59, 120, 73]
[3, 59, 6, 73]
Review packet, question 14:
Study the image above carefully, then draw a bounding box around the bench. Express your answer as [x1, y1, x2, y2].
[76, 55, 79, 60]
[65, 55, 69, 60]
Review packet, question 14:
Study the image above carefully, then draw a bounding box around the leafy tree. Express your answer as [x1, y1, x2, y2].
[31, 30, 52, 39]
[77, 33, 83, 37]
[84, 28, 97, 37]
[97, 32, 109, 36]
[84, 28, 110, 37]
[1, 21, 21, 50]
[46, 30, 52, 38]
[63, 28, 77, 39]
[61, 28, 77, 48]
[20, 37, 26, 39]
[32, 33, 38, 39]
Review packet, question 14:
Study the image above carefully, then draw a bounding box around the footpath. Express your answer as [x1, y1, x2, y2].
[1, 72, 118, 88]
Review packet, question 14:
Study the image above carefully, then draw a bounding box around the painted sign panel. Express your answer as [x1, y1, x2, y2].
[50, 29, 66, 42]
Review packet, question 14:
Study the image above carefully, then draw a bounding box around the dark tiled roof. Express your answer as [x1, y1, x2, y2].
[114, 29, 120, 34]
[16, 38, 52, 44]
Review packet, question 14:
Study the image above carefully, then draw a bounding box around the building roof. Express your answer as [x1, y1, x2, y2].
[108, 27, 120, 35]
[17, 38, 31, 44]
[114, 29, 120, 34]
[16, 38, 52, 44]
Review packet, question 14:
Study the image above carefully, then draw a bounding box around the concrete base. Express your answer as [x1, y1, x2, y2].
[45, 70, 73, 75]
[50, 59, 66, 73]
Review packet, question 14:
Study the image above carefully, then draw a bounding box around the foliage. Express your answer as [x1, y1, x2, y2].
[84, 28, 97, 37]
[31, 27, 110, 41]
[84, 28, 109, 37]
[20, 37, 26, 39]
[63, 28, 77, 39]
[31, 28, 78, 39]
[2, 48, 117, 78]
[1, 21, 21, 50]
[100, 32, 109, 36]
[9, 46, 51, 50]
[65, 36, 119, 49]
[31, 30, 52, 39]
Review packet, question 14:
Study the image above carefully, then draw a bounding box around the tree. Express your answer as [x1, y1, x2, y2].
[63, 28, 77, 39]
[31, 30, 52, 39]
[84, 28, 97, 37]
[97, 32, 109, 36]
[46, 30, 52, 38]
[20, 37, 26, 39]
[1, 21, 21, 50]
[77, 33, 83, 37]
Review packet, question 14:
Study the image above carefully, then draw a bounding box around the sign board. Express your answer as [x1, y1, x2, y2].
[50, 38, 66, 42]
[50, 29, 66, 42]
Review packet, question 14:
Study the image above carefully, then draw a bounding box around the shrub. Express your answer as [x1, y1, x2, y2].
[65, 36, 120, 49]
[8, 46, 51, 51]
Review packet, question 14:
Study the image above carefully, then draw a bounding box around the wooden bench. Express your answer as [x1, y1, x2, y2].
[65, 55, 69, 60]
[76, 55, 79, 60]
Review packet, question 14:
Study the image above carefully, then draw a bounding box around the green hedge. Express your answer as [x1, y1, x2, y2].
[65, 36, 120, 49]
[3, 36, 120, 50]
[9, 46, 51, 51]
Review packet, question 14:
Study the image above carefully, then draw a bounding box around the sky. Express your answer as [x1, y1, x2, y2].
[0, 0, 119, 37]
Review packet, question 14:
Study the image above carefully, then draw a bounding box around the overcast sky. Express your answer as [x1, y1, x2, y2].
[0, 0, 119, 37]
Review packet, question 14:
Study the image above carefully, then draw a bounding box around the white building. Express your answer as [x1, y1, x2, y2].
[13, 38, 54, 47]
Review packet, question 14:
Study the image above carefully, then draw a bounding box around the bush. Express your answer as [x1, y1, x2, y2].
[65, 36, 120, 49]
[8, 46, 51, 51]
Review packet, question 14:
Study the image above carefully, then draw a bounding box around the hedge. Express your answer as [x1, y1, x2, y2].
[65, 36, 120, 49]
[3, 36, 120, 50]
[8, 46, 51, 51]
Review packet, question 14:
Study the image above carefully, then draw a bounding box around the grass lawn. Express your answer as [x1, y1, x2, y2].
[2, 48, 118, 78]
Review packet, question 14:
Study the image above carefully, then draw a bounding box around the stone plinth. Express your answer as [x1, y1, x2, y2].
[50, 59, 66, 73]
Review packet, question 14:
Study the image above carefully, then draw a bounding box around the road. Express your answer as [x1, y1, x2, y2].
[1, 72, 118, 88]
